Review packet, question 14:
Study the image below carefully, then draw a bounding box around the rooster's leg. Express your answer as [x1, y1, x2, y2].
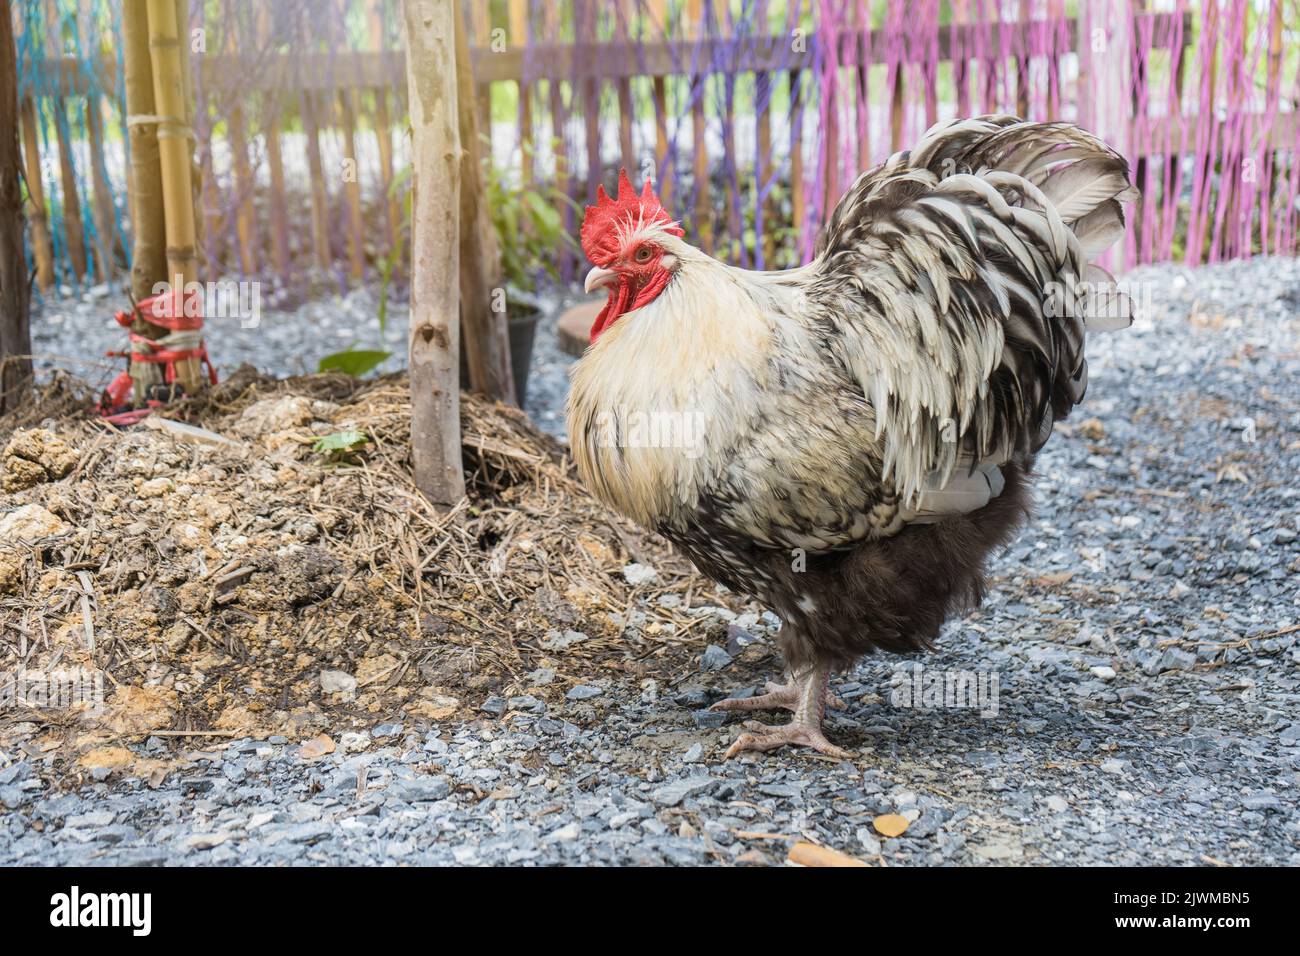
[719, 665, 853, 761]
[710, 673, 844, 714]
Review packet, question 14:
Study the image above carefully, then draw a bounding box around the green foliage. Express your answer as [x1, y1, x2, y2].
[312, 429, 370, 464]
[485, 140, 579, 291]
[317, 349, 391, 377]
[375, 140, 577, 331]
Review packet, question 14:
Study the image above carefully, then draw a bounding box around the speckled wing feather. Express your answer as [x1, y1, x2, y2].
[808, 115, 1137, 509]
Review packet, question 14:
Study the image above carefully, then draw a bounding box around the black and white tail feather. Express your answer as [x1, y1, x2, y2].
[808, 114, 1137, 518]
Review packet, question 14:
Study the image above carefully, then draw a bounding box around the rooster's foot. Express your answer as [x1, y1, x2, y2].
[716, 665, 852, 761]
[723, 719, 853, 761]
[710, 678, 844, 714]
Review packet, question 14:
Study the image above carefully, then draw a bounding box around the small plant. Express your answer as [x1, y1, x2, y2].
[318, 349, 391, 377]
[312, 429, 370, 464]
[485, 141, 579, 293]
[375, 140, 579, 320]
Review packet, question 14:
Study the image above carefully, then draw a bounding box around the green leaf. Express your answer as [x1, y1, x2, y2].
[318, 349, 391, 377]
[312, 429, 369, 455]
[524, 190, 563, 234]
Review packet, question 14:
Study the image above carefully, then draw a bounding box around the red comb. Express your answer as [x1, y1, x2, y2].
[580, 169, 682, 265]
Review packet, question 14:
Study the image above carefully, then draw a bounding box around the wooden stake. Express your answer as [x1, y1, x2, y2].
[370, 0, 398, 255]
[43, 0, 87, 281]
[230, 101, 258, 275]
[18, 97, 53, 290]
[688, 0, 711, 253]
[577, 1, 602, 203]
[403, 0, 465, 507]
[337, 88, 366, 282]
[0, 0, 32, 413]
[301, 90, 331, 272]
[265, 108, 290, 275]
[545, 3, 569, 271]
[52, 97, 87, 279]
[85, 98, 116, 282]
[455, 1, 515, 405]
[78, 2, 117, 282]
[509, 0, 532, 183]
[755, 0, 773, 267]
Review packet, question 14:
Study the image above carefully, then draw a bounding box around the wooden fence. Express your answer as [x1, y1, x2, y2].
[13, 1, 1300, 292]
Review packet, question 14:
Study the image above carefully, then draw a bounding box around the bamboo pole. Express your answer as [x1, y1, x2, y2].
[121, 0, 168, 403]
[123, 0, 165, 300]
[0, 0, 32, 413]
[455, 0, 515, 405]
[147, 0, 197, 285]
[18, 97, 53, 290]
[146, 0, 202, 394]
[403, 0, 465, 507]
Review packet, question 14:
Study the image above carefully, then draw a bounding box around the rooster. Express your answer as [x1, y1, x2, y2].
[567, 116, 1136, 759]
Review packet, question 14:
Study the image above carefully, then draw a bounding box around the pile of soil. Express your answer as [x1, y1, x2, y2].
[0, 369, 732, 780]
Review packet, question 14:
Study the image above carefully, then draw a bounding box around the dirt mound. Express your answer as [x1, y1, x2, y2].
[0, 370, 731, 780]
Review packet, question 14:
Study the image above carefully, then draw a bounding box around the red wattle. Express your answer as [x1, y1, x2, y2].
[589, 268, 672, 343]
[590, 281, 631, 342]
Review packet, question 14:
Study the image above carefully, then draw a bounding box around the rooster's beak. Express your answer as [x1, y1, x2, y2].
[584, 266, 617, 294]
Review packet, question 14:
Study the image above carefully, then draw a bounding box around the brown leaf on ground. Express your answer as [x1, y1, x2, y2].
[297, 734, 336, 760]
[788, 841, 869, 867]
[873, 813, 910, 838]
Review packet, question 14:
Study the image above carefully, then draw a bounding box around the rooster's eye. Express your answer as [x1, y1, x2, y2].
[633, 246, 654, 263]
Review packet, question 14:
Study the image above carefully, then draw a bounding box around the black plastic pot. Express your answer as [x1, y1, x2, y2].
[458, 299, 541, 406]
[507, 301, 540, 406]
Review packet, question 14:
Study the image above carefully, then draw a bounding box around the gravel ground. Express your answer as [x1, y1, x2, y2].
[4, 256, 1298, 866]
